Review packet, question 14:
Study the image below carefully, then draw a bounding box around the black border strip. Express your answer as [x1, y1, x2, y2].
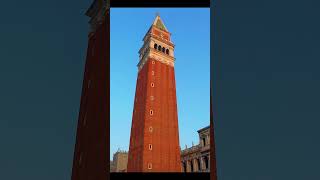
[111, 172, 210, 180]
[110, 0, 210, 8]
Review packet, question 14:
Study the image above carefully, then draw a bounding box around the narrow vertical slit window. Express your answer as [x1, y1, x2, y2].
[190, 160, 194, 172]
[148, 163, 152, 169]
[149, 126, 153, 132]
[151, 83, 154, 87]
[150, 110, 153, 115]
[148, 144, 152, 150]
[88, 80, 91, 88]
[92, 46, 94, 56]
[83, 112, 87, 126]
[79, 153, 83, 165]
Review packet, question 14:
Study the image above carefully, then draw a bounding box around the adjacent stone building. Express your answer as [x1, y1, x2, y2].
[110, 126, 210, 173]
[110, 161, 115, 172]
[181, 126, 210, 172]
[110, 150, 128, 172]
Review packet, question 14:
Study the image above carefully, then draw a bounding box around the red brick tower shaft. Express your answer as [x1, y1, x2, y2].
[71, 0, 109, 179]
[127, 15, 181, 172]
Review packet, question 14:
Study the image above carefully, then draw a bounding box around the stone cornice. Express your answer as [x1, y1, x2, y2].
[138, 39, 151, 54]
[86, 0, 109, 18]
[197, 126, 210, 133]
[150, 34, 174, 47]
[137, 48, 175, 71]
[87, 0, 109, 35]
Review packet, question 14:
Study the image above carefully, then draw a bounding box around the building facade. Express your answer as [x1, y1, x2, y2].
[71, 0, 110, 179]
[111, 126, 211, 173]
[127, 15, 181, 172]
[110, 161, 115, 172]
[181, 126, 210, 172]
[110, 150, 128, 172]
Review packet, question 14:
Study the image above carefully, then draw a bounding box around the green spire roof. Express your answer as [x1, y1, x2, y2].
[152, 15, 168, 32]
[156, 20, 166, 30]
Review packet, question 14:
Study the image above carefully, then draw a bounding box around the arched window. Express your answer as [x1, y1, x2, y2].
[88, 80, 91, 88]
[190, 160, 194, 172]
[154, 43, 157, 49]
[158, 45, 162, 51]
[166, 49, 169, 55]
[83, 112, 87, 126]
[202, 138, 206, 146]
[79, 153, 82, 165]
[183, 162, 187, 172]
[197, 159, 201, 171]
[162, 47, 165, 53]
[204, 156, 209, 170]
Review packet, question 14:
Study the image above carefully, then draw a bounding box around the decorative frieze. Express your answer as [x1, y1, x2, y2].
[137, 48, 175, 71]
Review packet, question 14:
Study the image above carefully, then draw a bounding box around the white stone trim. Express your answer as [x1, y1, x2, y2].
[137, 48, 175, 71]
[137, 21, 175, 72]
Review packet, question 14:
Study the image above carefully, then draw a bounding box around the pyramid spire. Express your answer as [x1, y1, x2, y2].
[152, 14, 168, 32]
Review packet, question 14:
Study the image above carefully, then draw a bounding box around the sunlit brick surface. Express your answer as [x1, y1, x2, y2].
[127, 59, 181, 172]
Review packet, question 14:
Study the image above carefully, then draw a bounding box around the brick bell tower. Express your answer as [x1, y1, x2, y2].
[71, 0, 109, 179]
[127, 14, 181, 172]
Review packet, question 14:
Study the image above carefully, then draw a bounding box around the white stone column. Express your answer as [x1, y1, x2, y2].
[190, 159, 194, 172]
[196, 158, 201, 172]
[181, 162, 184, 172]
[200, 157, 204, 171]
[186, 160, 191, 172]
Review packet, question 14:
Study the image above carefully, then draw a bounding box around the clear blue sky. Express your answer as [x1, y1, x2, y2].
[110, 8, 210, 159]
